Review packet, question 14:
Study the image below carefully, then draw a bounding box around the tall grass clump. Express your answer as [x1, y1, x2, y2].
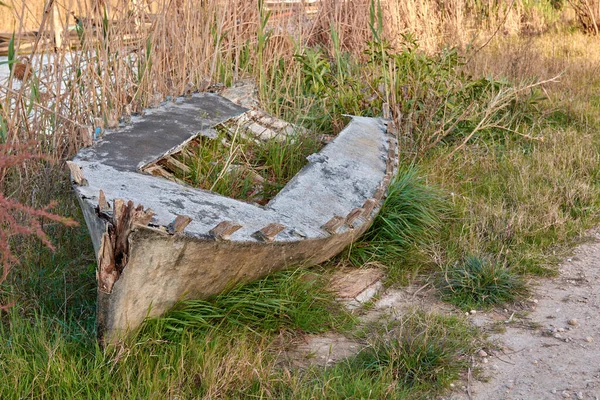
[439, 255, 527, 310]
[280, 311, 479, 398]
[141, 269, 355, 340]
[349, 166, 445, 282]
[0, 308, 285, 398]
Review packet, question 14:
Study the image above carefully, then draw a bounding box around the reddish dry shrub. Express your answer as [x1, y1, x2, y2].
[0, 142, 78, 310]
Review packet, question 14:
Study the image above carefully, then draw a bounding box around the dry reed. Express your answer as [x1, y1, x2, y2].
[0, 0, 560, 162]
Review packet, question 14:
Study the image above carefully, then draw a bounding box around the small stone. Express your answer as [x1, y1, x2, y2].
[562, 391, 571, 398]
[558, 328, 566, 332]
[465, 312, 470, 316]
[478, 350, 488, 357]
[567, 258, 572, 262]
[533, 299, 538, 304]
[576, 392, 584, 400]
[533, 360, 538, 364]
[450, 383, 455, 388]
[585, 336, 594, 343]
[470, 310, 477, 315]
[554, 333, 562, 339]
[482, 358, 488, 364]
[568, 318, 579, 326]
[551, 389, 557, 394]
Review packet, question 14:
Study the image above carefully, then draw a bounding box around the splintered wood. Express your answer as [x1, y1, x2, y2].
[97, 199, 155, 294]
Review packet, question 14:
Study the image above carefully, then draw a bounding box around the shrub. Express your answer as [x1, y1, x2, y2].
[0, 142, 77, 310]
[568, 0, 600, 34]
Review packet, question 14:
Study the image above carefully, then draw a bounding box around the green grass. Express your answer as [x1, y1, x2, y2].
[0, 308, 479, 399]
[167, 127, 322, 204]
[142, 268, 355, 340]
[270, 311, 480, 399]
[425, 118, 600, 276]
[5, 20, 600, 400]
[349, 166, 445, 283]
[438, 255, 528, 310]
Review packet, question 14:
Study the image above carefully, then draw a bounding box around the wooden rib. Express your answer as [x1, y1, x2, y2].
[382, 173, 392, 187]
[386, 159, 394, 175]
[345, 208, 364, 226]
[321, 216, 345, 234]
[373, 185, 386, 201]
[66, 161, 87, 185]
[210, 221, 243, 240]
[162, 155, 191, 174]
[144, 164, 187, 185]
[362, 198, 378, 216]
[252, 223, 286, 242]
[387, 140, 396, 161]
[145, 164, 174, 179]
[169, 215, 192, 234]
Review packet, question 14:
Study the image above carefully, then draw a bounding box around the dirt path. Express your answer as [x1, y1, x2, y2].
[449, 229, 600, 400]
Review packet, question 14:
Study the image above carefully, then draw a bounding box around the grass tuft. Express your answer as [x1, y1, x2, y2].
[282, 311, 479, 398]
[439, 255, 528, 310]
[349, 166, 445, 282]
[141, 269, 355, 340]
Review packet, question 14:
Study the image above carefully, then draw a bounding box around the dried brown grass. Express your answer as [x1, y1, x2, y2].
[0, 0, 561, 163]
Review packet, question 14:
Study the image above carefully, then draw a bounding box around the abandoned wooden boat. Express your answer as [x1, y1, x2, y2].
[68, 93, 397, 345]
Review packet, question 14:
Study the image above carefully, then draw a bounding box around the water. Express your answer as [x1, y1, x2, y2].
[0, 56, 9, 82]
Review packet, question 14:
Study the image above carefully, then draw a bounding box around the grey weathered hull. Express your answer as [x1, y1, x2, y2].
[70, 93, 397, 344]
